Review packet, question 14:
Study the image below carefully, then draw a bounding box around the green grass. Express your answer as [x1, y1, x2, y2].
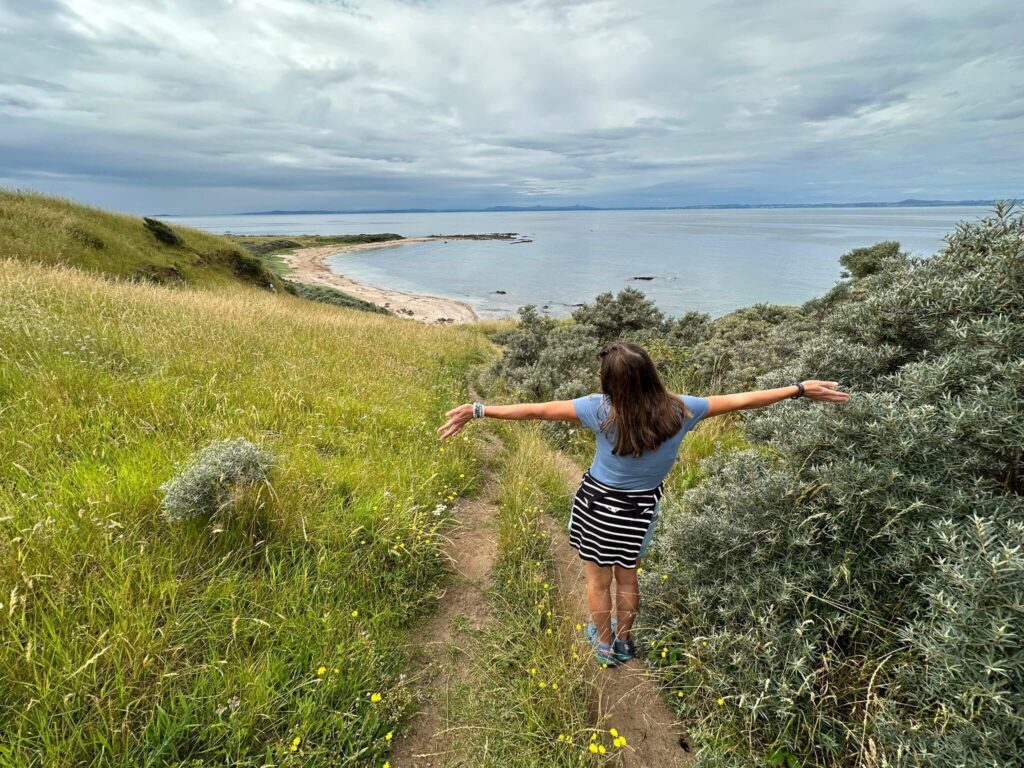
[0, 258, 495, 766]
[0, 189, 282, 290]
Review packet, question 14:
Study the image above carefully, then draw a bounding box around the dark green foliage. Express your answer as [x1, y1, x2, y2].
[142, 216, 184, 246]
[569, 287, 665, 340]
[234, 237, 303, 256]
[641, 205, 1024, 767]
[839, 240, 903, 278]
[229, 233, 404, 257]
[229, 249, 277, 287]
[284, 280, 391, 315]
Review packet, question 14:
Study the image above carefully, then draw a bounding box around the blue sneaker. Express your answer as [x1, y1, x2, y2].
[594, 641, 618, 667]
[584, 618, 618, 646]
[612, 637, 637, 662]
[584, 618, 619, 667]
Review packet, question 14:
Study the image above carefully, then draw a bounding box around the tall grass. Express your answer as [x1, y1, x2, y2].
[0, 259, 493, 766]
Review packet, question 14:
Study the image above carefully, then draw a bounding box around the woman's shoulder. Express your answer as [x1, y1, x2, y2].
[572, 393, 611, 432]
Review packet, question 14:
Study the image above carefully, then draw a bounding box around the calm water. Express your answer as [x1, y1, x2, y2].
[170, 207, 987, 318]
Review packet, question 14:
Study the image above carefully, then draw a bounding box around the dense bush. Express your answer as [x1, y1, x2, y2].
[638, 206, 1023, 767]
[284, 279, 391, 314]
[488, 206, 1022, 766]
[159, 438, 274, 522]
[490, 288, 819, 408]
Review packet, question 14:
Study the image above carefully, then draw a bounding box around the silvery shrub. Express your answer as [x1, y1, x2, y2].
[159, 438, 274, 522]
[640, 205, 1023, 767]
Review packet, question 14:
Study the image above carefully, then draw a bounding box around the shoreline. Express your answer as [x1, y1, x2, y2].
[281, 237, 479, 324]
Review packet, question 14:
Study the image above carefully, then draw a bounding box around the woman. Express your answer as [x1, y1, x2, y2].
[437, 340, 848, 666]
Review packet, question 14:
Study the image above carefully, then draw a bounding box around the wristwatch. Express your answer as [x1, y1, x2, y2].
[790, 383, 805, 399]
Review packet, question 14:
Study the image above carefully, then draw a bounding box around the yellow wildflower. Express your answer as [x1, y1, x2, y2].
[677, 691, 684, 698]
[529, 667, 537, 675]
[588, 743, 599, 753]
[717, 697, 725, 706]
[610, 728, 618, 737]
[351, 610, 359, 618]
[385, 731, 393, 741]
[590, 733, 597, 741]
[538, 681, 547, 688]
[661, 648, 668, 658]
[371, 692, 382, 703]
[317, 665, 327, 676]
[576, 623, 583, 631]
[558, 733, 566, 741]
[545, 628, 552, 635]
[599, 745, 607, 754]
[661, 574, 669, 581]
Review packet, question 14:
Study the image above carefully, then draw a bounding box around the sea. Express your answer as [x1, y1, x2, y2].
[169, 206, 989, 319]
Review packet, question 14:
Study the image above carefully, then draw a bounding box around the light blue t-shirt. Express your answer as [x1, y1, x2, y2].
[572, 393, 710, 490]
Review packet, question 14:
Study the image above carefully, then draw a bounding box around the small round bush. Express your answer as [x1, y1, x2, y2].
[159, 438, 274, 522]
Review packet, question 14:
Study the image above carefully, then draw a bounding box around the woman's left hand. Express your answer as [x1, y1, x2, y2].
[437, 403, 473, 440]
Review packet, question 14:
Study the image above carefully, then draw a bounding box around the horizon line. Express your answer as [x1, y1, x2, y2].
[161, 197, 1016, 218]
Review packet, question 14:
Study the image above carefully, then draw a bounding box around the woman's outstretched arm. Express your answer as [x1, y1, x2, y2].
[437, 400, 577, 440]
[704, 380, 848, 417]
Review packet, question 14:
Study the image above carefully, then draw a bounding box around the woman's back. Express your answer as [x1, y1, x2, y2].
[572, 393, 709, 490]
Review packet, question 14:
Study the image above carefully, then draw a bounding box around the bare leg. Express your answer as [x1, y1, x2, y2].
[613, 565, 639, 641]
[584, 560, 614, 644]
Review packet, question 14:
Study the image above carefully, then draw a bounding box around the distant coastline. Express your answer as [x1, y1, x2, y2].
[221, 198, 1008, 217]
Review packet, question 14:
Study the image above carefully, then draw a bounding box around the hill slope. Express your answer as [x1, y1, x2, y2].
[0, 189, 282, 290]
[0, 256, 493, 765]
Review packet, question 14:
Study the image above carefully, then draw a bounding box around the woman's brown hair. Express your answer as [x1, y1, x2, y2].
[597, 340, 689, 457]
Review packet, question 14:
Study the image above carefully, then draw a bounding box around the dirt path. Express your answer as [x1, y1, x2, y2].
[543, 458, 696, 767]
[388, 439, 501, 767]
[392, 430, 692, 766]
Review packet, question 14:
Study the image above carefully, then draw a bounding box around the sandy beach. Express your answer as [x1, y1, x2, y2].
[281, 237, 479, 324]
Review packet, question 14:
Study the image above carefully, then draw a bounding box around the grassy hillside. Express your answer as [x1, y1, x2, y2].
[0, 189, 282, 290]
[0, 258, 493, 766]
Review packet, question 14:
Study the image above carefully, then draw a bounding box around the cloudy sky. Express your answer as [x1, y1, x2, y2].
[1, 0, 1022, 214]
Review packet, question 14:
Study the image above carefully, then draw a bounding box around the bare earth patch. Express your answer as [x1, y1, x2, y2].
[388, 450, 500, 766]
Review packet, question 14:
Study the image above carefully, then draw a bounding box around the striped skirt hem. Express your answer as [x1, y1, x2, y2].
[567, 470, 663, 568]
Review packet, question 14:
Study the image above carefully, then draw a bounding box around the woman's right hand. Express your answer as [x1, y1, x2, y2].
[801, 380, 849, 403]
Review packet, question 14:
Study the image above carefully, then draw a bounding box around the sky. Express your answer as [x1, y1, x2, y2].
[0, 0, 1022, 215]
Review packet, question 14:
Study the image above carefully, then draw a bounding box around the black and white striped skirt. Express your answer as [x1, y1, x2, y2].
[568, 470, 665, 568]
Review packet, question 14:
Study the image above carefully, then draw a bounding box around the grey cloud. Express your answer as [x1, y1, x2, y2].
[0, 0, 1020, 213]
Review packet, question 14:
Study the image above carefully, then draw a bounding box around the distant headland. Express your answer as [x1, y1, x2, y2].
[227, 199, 1008, 216]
